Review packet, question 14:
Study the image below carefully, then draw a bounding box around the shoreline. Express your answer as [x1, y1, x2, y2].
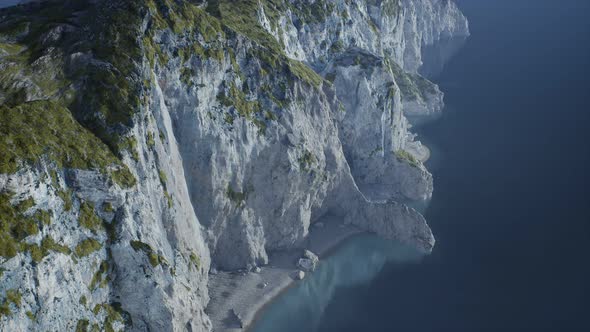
[405, 139, 431, 163]
[205, 216, 363, 331]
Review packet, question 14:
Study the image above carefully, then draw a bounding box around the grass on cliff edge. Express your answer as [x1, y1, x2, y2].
[0, 0, 324, 180]
[395, 149, 420, 168]
[0, 101, 135, 187]
[0, 0, 144, 169]
[206, 0, 324, 88]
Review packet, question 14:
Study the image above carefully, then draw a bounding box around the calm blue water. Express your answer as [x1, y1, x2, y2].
[0, 1, 22, 10]
[252, 235, 424, 332]
[252, 0, 590, 331]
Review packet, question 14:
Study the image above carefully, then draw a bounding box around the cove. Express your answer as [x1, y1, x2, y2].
[250, 234, 424, 332]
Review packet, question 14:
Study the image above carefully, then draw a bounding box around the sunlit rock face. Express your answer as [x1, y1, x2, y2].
[0, 0, 467, 331]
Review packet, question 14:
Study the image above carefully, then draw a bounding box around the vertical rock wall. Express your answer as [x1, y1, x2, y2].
[0, 0, 468, 330]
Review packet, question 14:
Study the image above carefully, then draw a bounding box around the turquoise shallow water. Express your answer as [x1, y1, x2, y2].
[250, 234, 424, 332]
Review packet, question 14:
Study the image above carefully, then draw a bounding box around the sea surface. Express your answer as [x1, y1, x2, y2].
[0, 0, 22, 9]
[252, 0, 590, 331]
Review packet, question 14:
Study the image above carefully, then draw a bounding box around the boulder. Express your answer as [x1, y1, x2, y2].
[293, 270, 305, 280]
[297, 250, 319, 272]
[303, 249, 319, 261]
[297, 258, 315, 272]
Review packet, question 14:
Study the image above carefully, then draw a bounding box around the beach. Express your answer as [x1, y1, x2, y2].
[205, 216, 363, 331]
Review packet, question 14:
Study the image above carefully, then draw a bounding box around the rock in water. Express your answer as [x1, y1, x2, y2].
[297, 258, 315, 272]
[294, 271, 306, 281]
[298, 250, 320, 272]
[303, 250, 319, 261]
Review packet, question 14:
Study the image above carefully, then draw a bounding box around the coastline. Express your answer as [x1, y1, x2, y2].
[205, 216, 363, 331]
[406, 139, 431, 163]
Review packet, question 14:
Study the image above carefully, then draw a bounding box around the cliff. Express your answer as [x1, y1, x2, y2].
[0, 0, 468, 331]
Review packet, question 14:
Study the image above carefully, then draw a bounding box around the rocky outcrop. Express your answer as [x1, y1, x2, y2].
[293, 270, 306, 281]
[297, 249, 320, 272]
[0, 0, 467, 331]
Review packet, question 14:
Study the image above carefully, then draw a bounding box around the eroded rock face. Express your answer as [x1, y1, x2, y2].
[262, 0, 469, 116]
[0, 0, 467, 331]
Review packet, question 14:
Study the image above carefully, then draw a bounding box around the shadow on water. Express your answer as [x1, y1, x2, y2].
[419, 36, 469, 79]
[250, 234, 424, 332]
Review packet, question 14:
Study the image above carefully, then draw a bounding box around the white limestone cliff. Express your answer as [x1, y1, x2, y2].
[0, 0, 468, 331]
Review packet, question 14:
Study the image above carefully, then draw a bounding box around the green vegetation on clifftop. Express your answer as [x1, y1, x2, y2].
[0, 101, 135, 187]
[395, 149, 420, 168]
[207, 0, 324, 88]
[0, 0, 328, 181]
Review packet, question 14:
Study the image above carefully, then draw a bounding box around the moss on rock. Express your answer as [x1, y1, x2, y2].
[395, 149, 420, 168]
[130, 240, 166, 267]
[226, 185, 247, 207]
[0, 193, 41, 259]
[189, 252, 201, 271]
[89, 260, 109, 290]
[0, 289, 22, 318]
[79, 202, 103, 233]
[74, 238, 102, 258]
[57, 189, 73, 211]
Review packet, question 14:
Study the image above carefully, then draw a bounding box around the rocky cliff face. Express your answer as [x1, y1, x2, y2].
[0, 0, 467, 331]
